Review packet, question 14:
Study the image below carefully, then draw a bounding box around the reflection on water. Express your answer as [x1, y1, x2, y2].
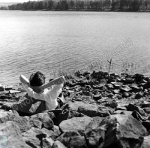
[0, 11, 150, 84]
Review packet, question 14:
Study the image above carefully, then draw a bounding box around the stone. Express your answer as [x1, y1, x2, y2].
[130, 84, 141, 92]
[0, 110, 16, 123]
[116, 104, 127, 111]
[14, 115, 31, 132]
[122, 92, 130, 97]
[93, 94, 102, 100]
[5, 85, 13, 90]
[120, 111, 133, 116]
[57, 131, 85, 147]
[132, 111, 147, 122]
[142, 121, 150, 132]
[141, 101, 150, 108]
[135, 92, 144, 99]
[112, 82, 122, 89]
[127, 104, 147, 116]
[43, 137, 54, 148]
[124, 77, 134, 84]
[143, 107, 150, 114]
[0, 84, 4, 91]
[30, 118, 42, 129]
[106, 84, 114, 89]
[68, 101, 87, 111]
[85, 117, 105, 148]
[41, 126, 61, 140]
[93, 83, 106, 90]
[99, 114, 147, 148]
[105, 100, 118, 108]
[59, 117, 92, 135]
[81, 95, 96, 104]
[22, 127, 46, 148]
[0, 121, 29, 148]
[113, 89, 120, 94]
[0, 110, 31, 132]
[69, 136, 87, 148]
[113, 110, 125, 114]
[144, 81, 150, 89]
[112, 94, 122, 99]
[31, 112, 54, 130]
[53, 106, 84, 126]
[141, 135, 150, 148]
[53, 125, 61, 138]
[9, 90, 21, 94]
[120, 85, 131, 92]
[77, 104, 99, 117]
[52, 140, 66, 148]
[69, 110, 84, 119]
[134, 74, 144, 83]
[97, 107, 112, 117]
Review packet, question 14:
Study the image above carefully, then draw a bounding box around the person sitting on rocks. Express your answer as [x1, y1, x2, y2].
[19, 71, 66, 111]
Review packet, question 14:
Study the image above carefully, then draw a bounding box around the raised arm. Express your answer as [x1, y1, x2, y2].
[40, 76, 65, 90]
[20, 75, 30, 86]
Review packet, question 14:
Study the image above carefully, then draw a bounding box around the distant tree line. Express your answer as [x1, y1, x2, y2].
[8, 0, 150, 12]
[0, 6, 8, 10]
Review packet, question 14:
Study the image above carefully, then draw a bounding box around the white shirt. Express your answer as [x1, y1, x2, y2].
[23, 84, 63, 110]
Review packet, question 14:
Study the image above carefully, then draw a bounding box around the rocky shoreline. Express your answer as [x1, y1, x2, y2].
[0, 70, 150, 148]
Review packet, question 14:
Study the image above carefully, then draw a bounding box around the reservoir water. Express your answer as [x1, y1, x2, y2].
[0, 10, 150, 85]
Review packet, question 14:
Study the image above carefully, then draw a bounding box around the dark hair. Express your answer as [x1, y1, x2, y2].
[29, 71, 45, 87]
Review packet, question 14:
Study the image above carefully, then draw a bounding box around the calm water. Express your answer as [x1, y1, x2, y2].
[0, 10, 150, 85]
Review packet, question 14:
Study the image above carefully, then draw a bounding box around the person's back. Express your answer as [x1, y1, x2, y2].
[20, 71, 65, 110]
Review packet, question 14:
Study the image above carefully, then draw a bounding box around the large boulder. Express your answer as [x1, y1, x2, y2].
[85, 114, 147, 148]
[0, 110, 31, 132]
[100, 114, 147, 148]
[0, 121, 29, 148]
[59, 116, 92, 135]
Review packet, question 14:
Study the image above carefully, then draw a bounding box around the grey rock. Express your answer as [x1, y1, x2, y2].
[59, 116, 92, 135]
[31, 112, 54, 130]
[0, 121, 29, 148]
[43, 137, 54, 148]
[127, 104, 147, 116]
[52, 140, 66, 148]
[57, 131, 83, 147]
[99, 114, 147, 148]
[77, 103, 99, 117]
[141, 135, 150, 148]
[85, 117, 105, 148]
[22, 127, 45, 148]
